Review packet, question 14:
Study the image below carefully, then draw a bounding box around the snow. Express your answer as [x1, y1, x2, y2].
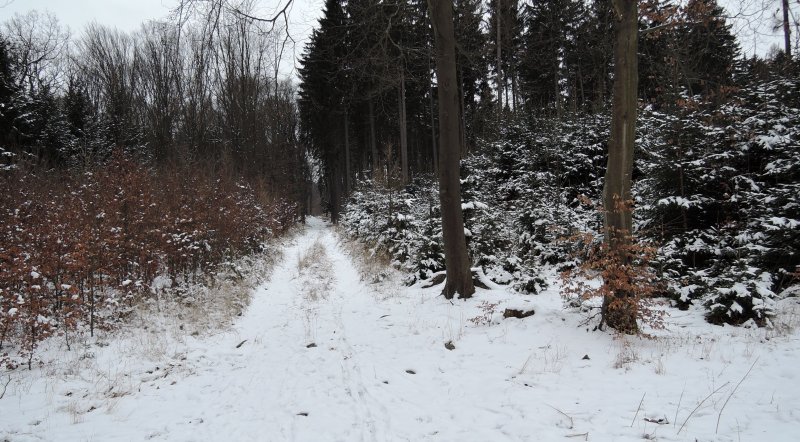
[768, 217, 799, 229]
[462, 201, 489, 211]
[2, 217, 800, 441]
[656, 196, 692, 209]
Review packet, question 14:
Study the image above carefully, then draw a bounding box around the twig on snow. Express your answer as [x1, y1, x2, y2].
[716, 358, 758, 433]
[0, 375, 11, 400]
[677, 381, 730, 434]
[546, 404, 574, 429]
[578, 307, 602, 328]
[565, 432, 588, 440]
[631, 392, 646, 427]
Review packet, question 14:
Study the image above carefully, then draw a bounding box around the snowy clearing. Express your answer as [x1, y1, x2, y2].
[2, 217, 799, 441]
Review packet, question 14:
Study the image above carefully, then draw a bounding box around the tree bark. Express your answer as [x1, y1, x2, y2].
[428, 44, 438, 175]
[429, 77, 439, 174]
[344, 109, 351, 193]
[429, 0, 475, 299]
[399, 70, 409, 185]
[458, 69, 467, 157]
[368, 99, 378, 176]
[327, 162, 340, 223]
[782, 0, 792, 57]
[602, 0, 638, 333]
[496, 0, 503, 111]
[511, 66, 517, 111]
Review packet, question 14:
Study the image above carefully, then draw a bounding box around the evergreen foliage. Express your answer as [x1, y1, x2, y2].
[637, 76, 800, 325]
[341, 114, 610, 294]
[342, 67, 800, 327]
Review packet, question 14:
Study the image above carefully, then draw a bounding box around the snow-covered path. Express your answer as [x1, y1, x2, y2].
[3, 217, 800, 441]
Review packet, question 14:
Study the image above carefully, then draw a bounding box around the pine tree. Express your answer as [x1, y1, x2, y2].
[519, 0, 564, 111]
[679, 0, 739, 96]
[488, 0, 522, 111]
[574, 0, 614, 111]
[0, 36, 20, 150]
[639, 0, 739, 103]
[298, 0, 349, 221]
[454, 0, 489, 146]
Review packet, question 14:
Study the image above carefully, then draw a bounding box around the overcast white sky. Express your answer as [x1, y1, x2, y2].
[1, 0, 324, 79]
[721, 0, 796, 57]
[0, 0, 792, 63]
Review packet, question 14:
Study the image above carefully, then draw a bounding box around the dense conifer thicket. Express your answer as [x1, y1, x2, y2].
[301, 1, 800, 327]
[0, 6, 306, 366]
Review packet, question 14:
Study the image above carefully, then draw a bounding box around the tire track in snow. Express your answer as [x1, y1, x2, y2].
[310, 222, 391, 441]
[268, 219, 392, 441]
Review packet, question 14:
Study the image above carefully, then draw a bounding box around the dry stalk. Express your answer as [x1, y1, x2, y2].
[677, 381, 730, 434]
[631, 392, 646, 427]
[546, 404, 575, 429]
[673, 382, 686, 428]
[716, 358, 758, 433]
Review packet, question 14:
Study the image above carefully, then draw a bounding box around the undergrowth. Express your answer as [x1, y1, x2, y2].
[0, 153, 297, 369]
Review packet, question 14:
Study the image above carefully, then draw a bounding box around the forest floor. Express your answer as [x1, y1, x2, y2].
[2, 217, 799, 441]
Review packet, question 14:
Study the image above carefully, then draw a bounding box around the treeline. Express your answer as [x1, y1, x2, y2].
[0, 8, 308, 202]
[298, 0, 752, 219]
[315, 0, 800, 326]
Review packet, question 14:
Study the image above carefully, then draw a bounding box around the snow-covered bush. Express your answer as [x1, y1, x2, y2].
[636, 77, 800, 324]
[341, 116, 609, 294]
[341, 74, 799, 327]
[703, 259, 777, 326]
[342, 179, 443, 283]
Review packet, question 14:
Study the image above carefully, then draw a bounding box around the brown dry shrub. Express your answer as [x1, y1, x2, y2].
[561, 231, 667, 334]
[0, 153, 298, 369]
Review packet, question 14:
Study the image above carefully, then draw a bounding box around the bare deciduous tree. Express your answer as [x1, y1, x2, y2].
[2, 10, 69, 91]
[602, 0, 639, 333]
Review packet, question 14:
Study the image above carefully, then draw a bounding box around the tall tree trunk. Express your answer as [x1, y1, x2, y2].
[428, 45, 438, 174]
[429, 76, 439, 174]
[429, 0, 475, 299]
[577, 64, 585, 111]
[459, 69, 467, 157]
[496, 0, 503, 110]
[327, 152, 340, 223]
[344, 109, 351, 193]
[368, 99, 378, 175]
[511, 68, 517, 111]
[554, 58, 562, 117]
[602, 0, 638, 333]
[783, 0, 792, 57]
[399, 70, 409, 185]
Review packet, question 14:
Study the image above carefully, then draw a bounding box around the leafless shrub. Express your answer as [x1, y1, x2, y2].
[0, 153, 296, 369]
